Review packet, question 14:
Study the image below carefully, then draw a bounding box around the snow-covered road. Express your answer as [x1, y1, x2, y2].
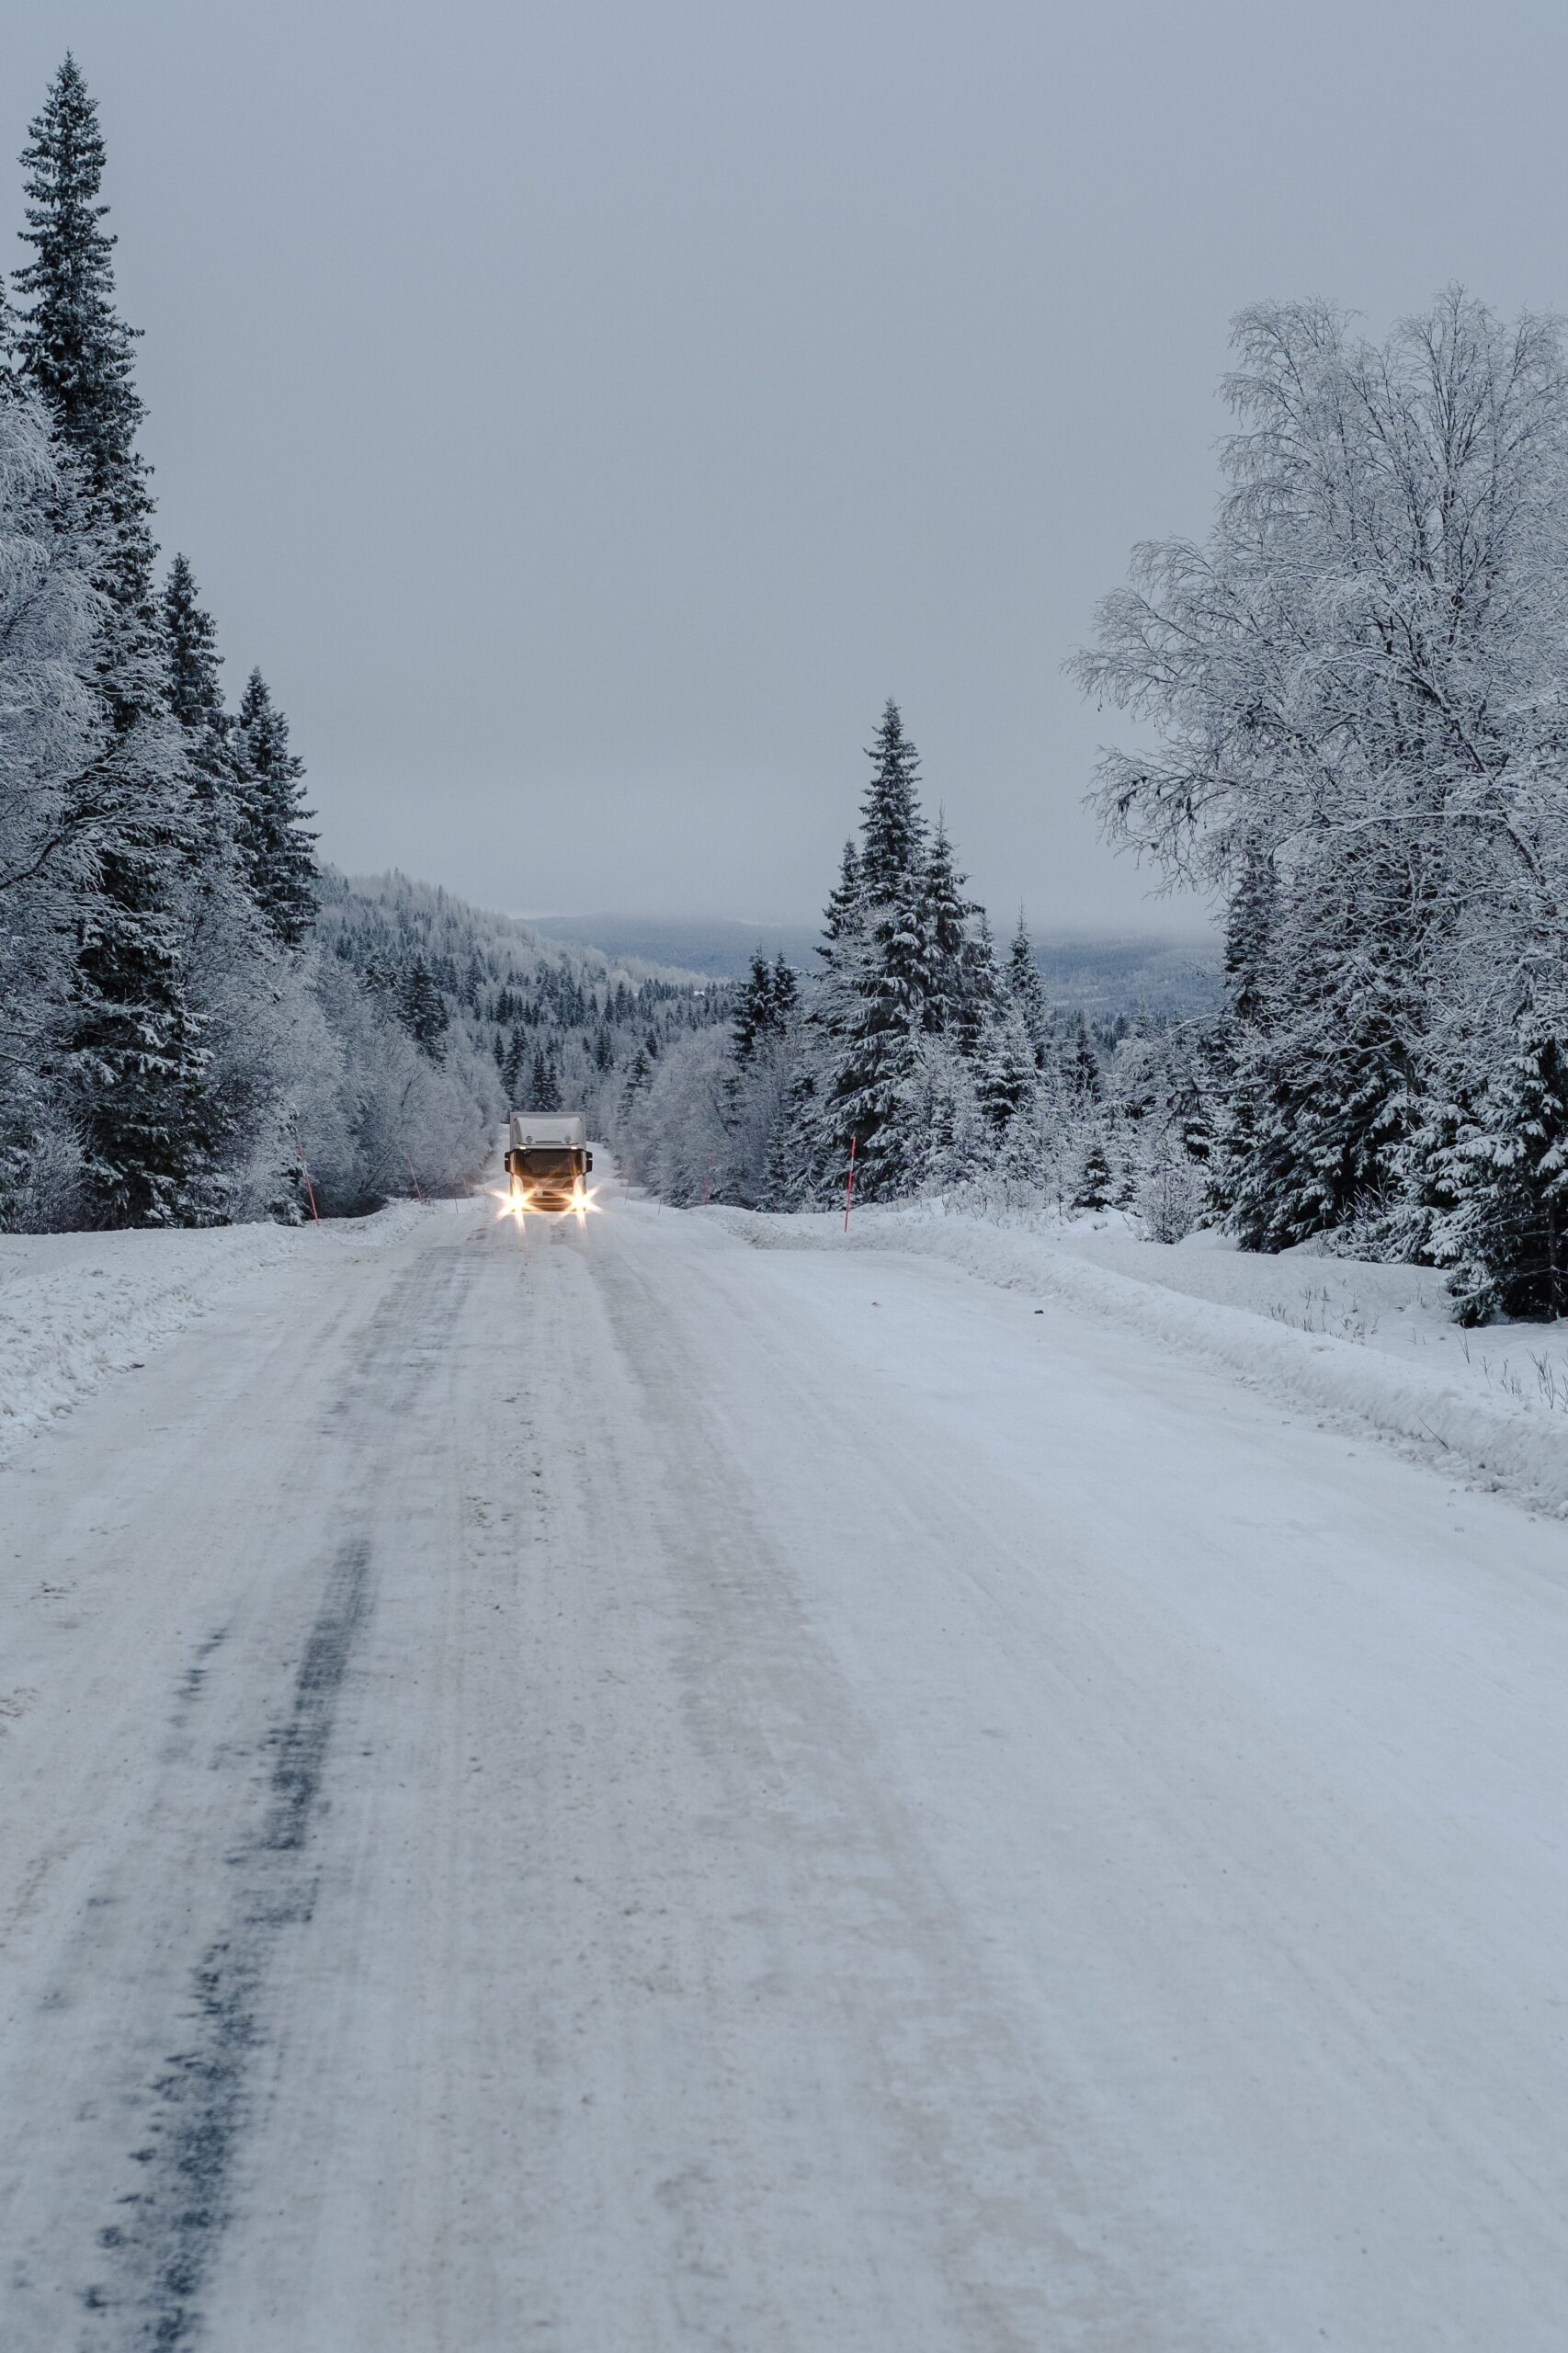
[2, 1179, 1565, 2349]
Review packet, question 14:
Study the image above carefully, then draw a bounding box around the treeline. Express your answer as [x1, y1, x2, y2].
[316, 870, 723, 1188]
[0, 59, 716, 1231]
[630, 318, 1568, 1342]
[0, 57, 376, 1226]
[615, 699, 1210, 1236]
[1076, 290, 1568, 1323]
[629, 292, 1568, 1325]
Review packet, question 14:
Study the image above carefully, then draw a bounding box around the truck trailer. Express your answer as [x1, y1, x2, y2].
[504, 1112, 593, 1210]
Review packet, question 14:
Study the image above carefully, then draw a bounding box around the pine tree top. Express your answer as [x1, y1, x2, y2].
[15, 56, 146, 488]
[858, 699, 926, 904]
[163, 554, 224, 727]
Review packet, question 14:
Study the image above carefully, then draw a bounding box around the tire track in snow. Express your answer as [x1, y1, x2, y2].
[75, 1241, 469, 2345]
[81, 1536, 374, 2347]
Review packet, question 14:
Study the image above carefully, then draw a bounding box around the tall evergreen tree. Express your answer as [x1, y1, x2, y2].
[163, 552, 222, 729]
[953, 910, 1003, 1061]
[1223, 844, 1278, 1030]
[973, 998, 1040, 1138]
[1220, 847, 1418, 1252]
[619, 1045, 652, 1119]
[233, 667, 317, 948]
[15, 57, 212, 1224]
[807, 703, 937, 1198]
[732, 951, 799, 1066]
[1432, 1003, 1568, 1324]
[396, 954, 448, 1057]
[858, 699, 926, 903]
[732, 949, 778, 1066]
[920, 815, 972, 1035]
[15, 57, 150, 587]
[820, 839, 863, 960]
[1061, 1014, 1102, 1105]
[1006, 908, 1051, 1067]
[529, 1041, 562, 1111]
[502, 1025, 528, 1102]
[162, 553, 239, 811]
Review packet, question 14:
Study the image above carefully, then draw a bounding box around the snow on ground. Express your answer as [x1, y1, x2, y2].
[5, 1178, 1568, 2347]
[0, 1200, 442, 1464]
[707, 1200, 1568, 1515]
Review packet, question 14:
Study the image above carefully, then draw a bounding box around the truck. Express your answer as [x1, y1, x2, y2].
[504, 1111, 594, 1210]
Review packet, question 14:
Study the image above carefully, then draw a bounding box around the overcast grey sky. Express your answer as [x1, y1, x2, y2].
[4, 2, 1567, 932]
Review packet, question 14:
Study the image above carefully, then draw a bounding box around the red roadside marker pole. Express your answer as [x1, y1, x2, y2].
[843, 1134, 858, 1233]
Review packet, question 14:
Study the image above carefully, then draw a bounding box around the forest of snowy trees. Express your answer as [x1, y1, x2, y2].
[0, 58, 721, 1230]
[0, 56, 356, 1227]
[1078, 292, 1568, 1324]
[616, 698, 1207, 1237]
[627, 289, 1568, 1330]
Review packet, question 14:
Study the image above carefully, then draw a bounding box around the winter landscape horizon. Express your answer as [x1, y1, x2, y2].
[6, 5, 1568, 2348]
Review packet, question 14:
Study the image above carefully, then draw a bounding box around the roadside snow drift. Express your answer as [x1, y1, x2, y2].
[0, 1202, 438, 1464]
[708, 1203, 1568, 1516]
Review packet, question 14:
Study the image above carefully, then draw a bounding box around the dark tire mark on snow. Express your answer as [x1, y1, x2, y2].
[52, 1240, 469, 2349]
[79, 1538, 373, 2349]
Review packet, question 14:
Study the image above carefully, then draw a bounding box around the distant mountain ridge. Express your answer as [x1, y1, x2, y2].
[534, 914, 820, 982]
[537, 913, 1221, 1015]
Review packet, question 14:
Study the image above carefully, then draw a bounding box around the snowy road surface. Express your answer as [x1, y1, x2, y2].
[2, 1179, 1566, 2350]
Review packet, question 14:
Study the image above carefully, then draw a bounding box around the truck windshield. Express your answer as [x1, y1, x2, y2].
[520, 1150, 578, 1182]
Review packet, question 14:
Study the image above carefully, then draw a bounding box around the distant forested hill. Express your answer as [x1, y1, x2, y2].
[541, 912, 1219, 1016]
[315, 871, 726, 1185]
[1028, 936, 1220, 1017]
[536, 915, 821, 982]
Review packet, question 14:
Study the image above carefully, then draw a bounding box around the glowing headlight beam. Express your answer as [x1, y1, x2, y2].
[486, 1181, 603, 1224]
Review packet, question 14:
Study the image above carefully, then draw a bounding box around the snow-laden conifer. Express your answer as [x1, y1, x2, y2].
[233, 668, 317, 949]
[1006, 910, 1051, 1067]
[13, 58, 213, 1224]
[1432, 1002, 1568, 1323]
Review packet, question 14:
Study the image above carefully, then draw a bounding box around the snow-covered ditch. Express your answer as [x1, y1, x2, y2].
[706, 1202, 1568, 1516]
[0, 1201, 437, 1463]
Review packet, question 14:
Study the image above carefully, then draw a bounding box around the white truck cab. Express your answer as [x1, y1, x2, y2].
[504, 1112, 593, 1209]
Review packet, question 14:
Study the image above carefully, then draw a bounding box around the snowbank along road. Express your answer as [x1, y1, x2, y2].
[2, 1171, 1566, 2350]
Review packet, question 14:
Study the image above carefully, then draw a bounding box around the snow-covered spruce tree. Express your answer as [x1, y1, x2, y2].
[14, 58, 214, 1224]
[158, 552, 312, 1211]
[1071, 1131, 1114, 1212]
[952, 907, 1004, 1061]
[619, 1045, 653, 1122]
[502, 1024, 528, 1103]
[919, 815, 973, 1037]
[233, 667, 317, 949]
[1223, 843, 1422, 1251]
[163, 554, 222, 738]
[528, 1040, 562, 1110]
[395, 953, 449, 1057]
[715, 949, 801, 1205]
[973, 997, 1040, 1142]
[805, 702, 937, 1200]
[1006, 909, 1051, 1067]
[1221, 842, 1277, 1033]
[0, 381, 103, 1226]
[1430, 1000, 1568, 1324]
[857, 698, 925, 902]
[162, 554, 245, 822]
[732, 949, 781, 1066]
[1074, 290, 1568, 1301]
